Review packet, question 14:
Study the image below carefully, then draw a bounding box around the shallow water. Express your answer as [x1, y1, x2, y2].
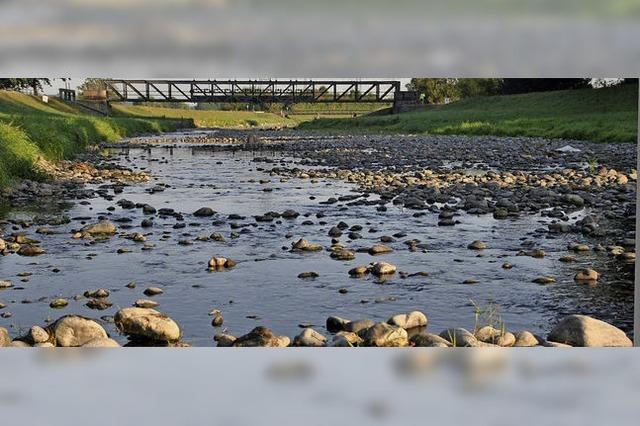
[0, 140, 634, 345]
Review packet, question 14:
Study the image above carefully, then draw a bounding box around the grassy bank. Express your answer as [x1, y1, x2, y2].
[111, 104, 299, 128]
[0, 91, 191, 187]
[299, 84, 639, 143]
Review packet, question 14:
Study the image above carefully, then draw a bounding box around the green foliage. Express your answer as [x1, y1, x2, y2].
[0, 90, 191, 187]
[300, 83, 638, 143]
[501, 78, 590, 94]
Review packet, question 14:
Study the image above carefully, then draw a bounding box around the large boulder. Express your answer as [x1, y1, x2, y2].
[232, 327, 290, 347]
[292, 328, 326, 347]
[547, 315, 632, 347]
[387, 311, 427, 330]
[114, 307, 181, 343]
[82, 220, 117, 235]
[513, 331, 541, 347]
[326, 316, 350, 333]
[330, 331, 364, 347]
[50, 315, 109, 347]
[410, 333, 452, 347]
[0, 327, 10, 347]
[361, 323, 409, 347]
[370, 262, 397, 276]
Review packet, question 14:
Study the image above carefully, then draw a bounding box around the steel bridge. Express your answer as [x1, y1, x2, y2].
[103, 79, 411, 105]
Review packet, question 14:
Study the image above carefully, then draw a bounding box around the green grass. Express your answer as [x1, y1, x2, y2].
[299, 84, 639, 143]
[0, 91, 192, 187]
[111, 104, 299, 129]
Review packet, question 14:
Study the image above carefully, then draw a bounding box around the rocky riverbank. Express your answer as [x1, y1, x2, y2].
[0, 130, 636, 347]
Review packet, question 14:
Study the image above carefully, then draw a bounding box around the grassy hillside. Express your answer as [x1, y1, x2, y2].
[0, 91, 191, 187]
[299, 84, 639, 143]
[111, 104, 298, 128]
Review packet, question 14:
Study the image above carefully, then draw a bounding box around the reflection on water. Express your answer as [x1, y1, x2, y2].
[0, 145, 634, 346]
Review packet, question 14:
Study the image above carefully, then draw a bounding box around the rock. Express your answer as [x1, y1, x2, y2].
[368, 244, 393, 255]
[298, 272, 319, 279]
[114, 307, 181, 343]
[349, 266, 369, 276]
[467, 240, 487, 250]
[194, 207, 215, 217]
[330, 249, 355, 261]
[232, 327, 290, 347]
[439, 328, 480, 347]
[565, 194, 584, 207]
[574, 268, 599, 283]
[291, 238, 323, 252]
[34, 342, 55, 348]
[50, 315, 108, 347]
[293, 328, 326, 347]
[411, 333, 452, 347]
[17, 245, 45, 256]
[0, 238, 5, 251]
[208, 257, 236, 269]
[514, 331, 541, 347]
[344, 319, 374, 334]
[49, 298, 69, 309]
[281, 209, 300, 219]
[571, 244, 590, 252]
[361, 323, 409, 347]
[86, 299, 113, 310]
[0, 327, 10, 347]
[10, 340, 31, 347]
[134, 299, 158, 308]
[475, 326, 516, 346]
[84, 288, 110, 298]
[387, 311, 428, 330]
[27, 326, 50, 344]
[502, 262, 513, 269]
[211, 312, 224, 327]
[81, 337, 120, 347]
[326, 316, 350, 333]
[547, 315, 632, 347]
[214, 333, 237, 347]
[331, 331, 363, 347]
[370, 262, 397, 276]
[143, 287, 164, 296]
[0, 280, 13, 289]
[83, 220, 117, 235]
[328, 227, 342, 237]
[533, 276, 556, 284]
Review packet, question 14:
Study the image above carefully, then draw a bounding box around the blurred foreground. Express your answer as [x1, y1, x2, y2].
[1, 349, 638, 425]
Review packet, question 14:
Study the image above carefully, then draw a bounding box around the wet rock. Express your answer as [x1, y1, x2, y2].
[570, 243, 590, 252]
[135, 299, 158, 308]
[467, 240, 487, 250]
[291, 238, 323, 252]
[232, 326, 290, 347]
[533, 276, 556, 284]
[293, 328, 326, 347]
[328, 227, 342, 237]
[281, 209, 300, 219]
[326, 316, 350, 333]
[410, 333, 452, 347]
[475, 326, 516, 346]
[214, 333, 237, 347]
[565, 194, 584, 207]
[81, 337, 120, 347]
[330, 249, 355, 261]
[331, 331, 363, 347]
[0, 238, 5, 251]
[86, 299, 113, 310]
[17, 245, 45, 256]
[208, 257, 236, 269]
[50, 315, 108, 347]
[547, 315, 632, 347]
[298, 271, 319, 279]
[361, 323, 408, 347]
[210, 233, 225, 242]
[370, 262, 397, 276]
[514, 331, 541, 347]
[210, 310, 224, 327]
[194, 207, 215, 217]
[368, 244, 393, 255]
[387, 311, 428, 330]
[114, 307, 181, 343]
[502, 262, 513, 269]
[143, 287, 164, 296]
[344, 319, 375, 334]
[349, 266, 370, 276]
[574, 268, 599, 282]
[49, 298, 69, 309]
[439, 328, 480, 347]
[83, 220, 117, 235]
[84, 289, 110, 298]
[0, 280, 13, 289]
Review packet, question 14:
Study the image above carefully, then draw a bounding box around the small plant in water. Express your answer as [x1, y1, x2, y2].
[470, 299, 505, 337]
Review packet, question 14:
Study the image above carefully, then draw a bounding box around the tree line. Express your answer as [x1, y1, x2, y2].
[407, 78, 638, 104]
[0, 78, 51, 96]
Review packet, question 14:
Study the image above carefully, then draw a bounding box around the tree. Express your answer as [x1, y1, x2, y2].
[456, 78, 503, 98]
[501, 78, 590, 94]
[78, 78, 107, 93]
[406, 78, 460, 104]
[0, 78, 51, 95]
